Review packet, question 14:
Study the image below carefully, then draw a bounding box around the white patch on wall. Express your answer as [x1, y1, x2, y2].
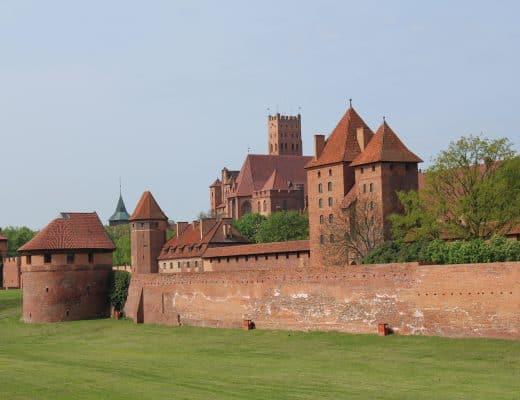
[414, 309, 424, 318]
[291, 292, 308, 299]
[273, 289, 280, 297]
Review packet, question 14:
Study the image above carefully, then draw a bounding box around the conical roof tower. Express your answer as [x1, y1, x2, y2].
[109, 188, 131, 226]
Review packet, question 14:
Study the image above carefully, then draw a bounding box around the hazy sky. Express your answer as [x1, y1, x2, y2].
[1, 0, 519, 229]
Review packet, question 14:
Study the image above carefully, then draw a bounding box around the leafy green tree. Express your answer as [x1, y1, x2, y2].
[233, 213, 266, 242]
[1, 226, 37, 256]
[255, 211, 309, 243]
[391, 135, 518, 241]
[106, 225, 131, 266]
[108, 270, 131, 312]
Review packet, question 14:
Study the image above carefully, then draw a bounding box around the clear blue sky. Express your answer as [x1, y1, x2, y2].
[1, 0, 519, 229]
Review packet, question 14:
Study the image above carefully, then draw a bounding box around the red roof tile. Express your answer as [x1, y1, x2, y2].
[350, 121, 422, 166]
[233, 154, 312, 197]
[158, 219, 248, 260]
[129, 191, 168, 221]
[261, 168, 287, 191]
[209, 178, 221, 187]
[203, 240, 309, 258]
[19, 212, 114, 252]
[306, 107, 373, 168]
[341, 184, 358, 209]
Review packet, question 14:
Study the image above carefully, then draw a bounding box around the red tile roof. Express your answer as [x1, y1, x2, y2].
[341, 184, 358, 209]
[19, 212, 115, 252]
[261, 168, 287, 191]
[350, 121, 422, 166]
[233, 154, 312, 197]
[209, 178, 221, 187]
[306, 107, 373, 168]
[158, 219, 248, 260]
[203, 240, 310, 258]
[129, 191, 168, 221]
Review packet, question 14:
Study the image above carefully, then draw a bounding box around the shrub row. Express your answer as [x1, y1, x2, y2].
[363, 236, 520, 265]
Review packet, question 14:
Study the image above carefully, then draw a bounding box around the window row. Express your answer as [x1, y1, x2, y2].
[362, 183, 374, 193]
[319, 214, 334, 224]
[318, 197, 334, 208]
[317, 169, 333, 178]
[319, 234, 335, 244]
[317, 182, 333, 193]
[25, 252, 94, 265]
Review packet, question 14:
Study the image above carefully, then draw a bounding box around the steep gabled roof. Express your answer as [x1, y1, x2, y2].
[19, 212, 115, 252]
[158, 219, 248, 260]
[233, 154, 312, 197]
[306, 107, 373, 168]
[261, 169, 287, 191]
[129, 191, 168, 221]
[350, 121, 423, 166]
[109, 194, 130, 223]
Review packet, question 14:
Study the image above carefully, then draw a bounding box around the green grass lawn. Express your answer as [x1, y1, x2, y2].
[0, 290, 518, 400]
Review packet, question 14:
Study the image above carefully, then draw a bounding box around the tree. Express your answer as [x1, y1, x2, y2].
[106, 225, 131, 266]
[255, 211, 309, 243]
[233, 213, 266, 242]
[320, 196, 384, 265]
[391, 135, 519, 240]
[0, 226, 37, 256]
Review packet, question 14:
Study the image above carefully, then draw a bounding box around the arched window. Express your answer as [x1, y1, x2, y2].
[320, 234, 325, 244]
[320, 215, 324, 224]
[318, 183, 323, 193]
[328, 197, 333, 206]
[330, 234, 335, 243]
[327, 182, 332, 191]
[328, 169, 332, 176]
[319, 198, 323, 208]
[317, 171, 321, 178]
[328, 214, 333, 224]
[257, 201, 261, 211]
[263, 200, 267, 212]
[369, 183, 374, 192]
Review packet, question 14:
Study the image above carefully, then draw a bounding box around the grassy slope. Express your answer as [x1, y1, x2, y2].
[0, 290, 518, 400]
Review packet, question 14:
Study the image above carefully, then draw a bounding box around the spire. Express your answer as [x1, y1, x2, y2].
[109, 187, 131, 226]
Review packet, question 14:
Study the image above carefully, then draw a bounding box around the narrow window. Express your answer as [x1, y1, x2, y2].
[328, 169, 332, 176]
[187, 261, 190, 267]
[195, 261, 198, 267]
[26, 255, 32, 265]
[372, 165, 375, 172]
[317, 171, 321, 178]
[363, 184, 367, 193]
[44, 254, 52, 264]
[318, 183, 323, 193]
[320, 235, 325, 244]
[370, 183, 374, 192]
[330, 234, 335, 243]
[66, 253, 75, 264]
[263, 200, 266, 212]
[328, 214, 333, 224]
[170, 262, 173, 269]
[319, 198, 323, 208]
[265, 255, 268, 260]
[360, 167, 364, 174]
[327, 182, 332, 191]
[257, 201, 260, 211]
[320, 215, 324, 224]
[328, 197, 333, 207]
[88, 252, 94, 263]
[178, 262, 181, 268]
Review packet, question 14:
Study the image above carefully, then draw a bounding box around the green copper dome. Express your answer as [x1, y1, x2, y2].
[109, 194, 130, 226]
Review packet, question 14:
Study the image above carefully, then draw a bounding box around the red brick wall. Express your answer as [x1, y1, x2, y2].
[205, 251, 310, 272]
[2, 257, 21, 288]
[21, 264, 112, 323]
[131, 220, 167, 274]
[125, 262, 519, 339]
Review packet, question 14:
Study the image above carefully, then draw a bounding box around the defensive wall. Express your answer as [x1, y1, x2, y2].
[2, 257, 21, 288]
[125, 261, 519, 339]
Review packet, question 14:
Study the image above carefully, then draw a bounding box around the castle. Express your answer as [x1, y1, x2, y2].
[210, 113, 311, 219]
[2, 102, 518, 339]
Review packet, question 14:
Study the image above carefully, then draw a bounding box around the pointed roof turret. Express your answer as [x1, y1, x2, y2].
[129, 191, 168, 221]
[108, 194, 130, 225]
[306, 106, 373, 168]
[350, 120, 423, 166]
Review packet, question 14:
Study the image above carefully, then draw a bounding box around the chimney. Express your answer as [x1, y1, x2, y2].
[356, 127, 371, 152]
[314, 134, 325, 159]
[199, 218, 217, 239]
[175, 222, 189, 238]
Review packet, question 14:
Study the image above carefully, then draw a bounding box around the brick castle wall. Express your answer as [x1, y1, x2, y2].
[22, 264, 112, 323]
[3, 257, 21, 288]
[125, 262, 519, 339]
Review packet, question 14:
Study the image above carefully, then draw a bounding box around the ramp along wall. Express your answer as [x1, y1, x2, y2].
[125, 261, 519, 339]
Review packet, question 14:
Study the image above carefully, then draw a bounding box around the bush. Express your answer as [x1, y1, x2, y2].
[363, 236, 520, 265]
[108, 271, 131, 312]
